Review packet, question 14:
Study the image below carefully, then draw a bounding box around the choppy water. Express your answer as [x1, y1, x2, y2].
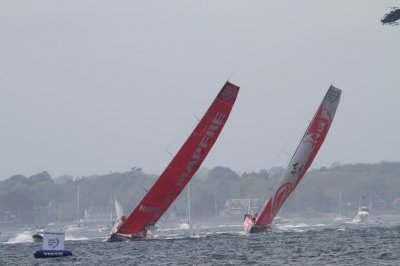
[1, 220, 400, 265]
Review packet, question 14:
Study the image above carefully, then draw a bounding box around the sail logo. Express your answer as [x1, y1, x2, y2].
[221, 83, 239, 102]
[326, 87, 340, 104]
[177, 112, 226, 186]
[272, 182, 292, 215]
[139, 205, 159, 212]
[290, 162, 303, 176]
[303, 117, 329, 148]
[314, 120, 327, 144]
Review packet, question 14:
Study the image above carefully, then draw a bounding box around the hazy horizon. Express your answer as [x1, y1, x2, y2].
[1, 0, 399, 179]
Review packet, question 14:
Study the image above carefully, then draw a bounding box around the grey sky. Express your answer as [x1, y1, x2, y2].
[1, 0, 399, 179]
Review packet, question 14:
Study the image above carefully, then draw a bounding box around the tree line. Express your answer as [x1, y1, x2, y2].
[1, 162, 400, 225]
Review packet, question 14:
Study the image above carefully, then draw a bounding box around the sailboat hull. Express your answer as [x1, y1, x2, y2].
[243, 216, 270, 233]
[107, 232, 149, 242]
[247, 85, 341, 233]
[243, 216, 254, 233]
[249, 226, 270, 234]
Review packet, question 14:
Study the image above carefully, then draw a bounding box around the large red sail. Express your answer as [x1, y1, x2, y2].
[251, 85, 341, 230]
[118, 81, 240, 235]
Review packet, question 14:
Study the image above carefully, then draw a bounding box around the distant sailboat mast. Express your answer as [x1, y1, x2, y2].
[187, 182, 191, 225]
[369, 195, 372, 212]
[214, 194, 218, 218]
[77, 184, 80, 222]
[34, 191, 38, 227]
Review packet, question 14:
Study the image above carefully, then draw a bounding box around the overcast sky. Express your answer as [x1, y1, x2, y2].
[0, 0, 399, 179]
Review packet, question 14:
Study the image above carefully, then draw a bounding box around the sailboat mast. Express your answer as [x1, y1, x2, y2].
[339, 192, 342, 217]
[58, 205, 61, 224]
[34, 191, 37, 227]
[369, 195, 372, 211]
[214, 194, 218, 218]
[77, 184, 80, 222]
[188, 183, 191, 224]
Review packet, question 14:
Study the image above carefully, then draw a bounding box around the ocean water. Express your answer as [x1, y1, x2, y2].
[1, 220, 400, 266]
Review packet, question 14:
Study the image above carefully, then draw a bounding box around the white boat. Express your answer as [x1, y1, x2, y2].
[333, 192, 345, 222]
[65, 184, 87, 232]
[178, 221, 191, 230]
[64, 221, 87, 232]
[32, 228, 44, 242]
[352, 206, 369, 223]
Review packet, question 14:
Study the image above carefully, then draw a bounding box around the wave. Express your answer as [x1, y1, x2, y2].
[6, 231, 34, 244]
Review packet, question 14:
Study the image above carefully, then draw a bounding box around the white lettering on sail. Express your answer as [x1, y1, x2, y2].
[304, 119, 328, 147]
[314, 121, 327, 143]
[177, 112, 225, 186]
[139, 205, 159, 212]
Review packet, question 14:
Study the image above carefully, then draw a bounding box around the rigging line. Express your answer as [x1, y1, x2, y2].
[141, 185, 148, 193]
[147, 109, 197, 176]
[165, 149, 174, 158]
[193, 114, 200, 122]
[254, 182, 274, 215]
[148, 147, 167, 176]
[281, 150, 293, 158]
[270, 116, 308, 168]
[227, 72, 234, 82]
[148, 81, 226, 175]
[255, 197, 268, 215]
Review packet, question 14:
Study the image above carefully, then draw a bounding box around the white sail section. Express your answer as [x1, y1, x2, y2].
[114, 199, 124, 219]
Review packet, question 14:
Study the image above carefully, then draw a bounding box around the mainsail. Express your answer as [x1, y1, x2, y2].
[246, 85, 341, 232]
[113, 81, 240, 239]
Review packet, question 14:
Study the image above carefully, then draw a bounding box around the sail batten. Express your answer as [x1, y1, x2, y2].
[116, 81, 240, 237]
[247, 85, 341, 231]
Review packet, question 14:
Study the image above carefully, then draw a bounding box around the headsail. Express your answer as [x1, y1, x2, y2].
[251, 85, 341, 230]
[116, 81, 240, 237]
[114, 199, 124, 220]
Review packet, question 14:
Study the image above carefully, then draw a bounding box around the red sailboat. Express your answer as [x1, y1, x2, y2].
[244, 85, 341, 233]
[108, 81, 240, 241]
